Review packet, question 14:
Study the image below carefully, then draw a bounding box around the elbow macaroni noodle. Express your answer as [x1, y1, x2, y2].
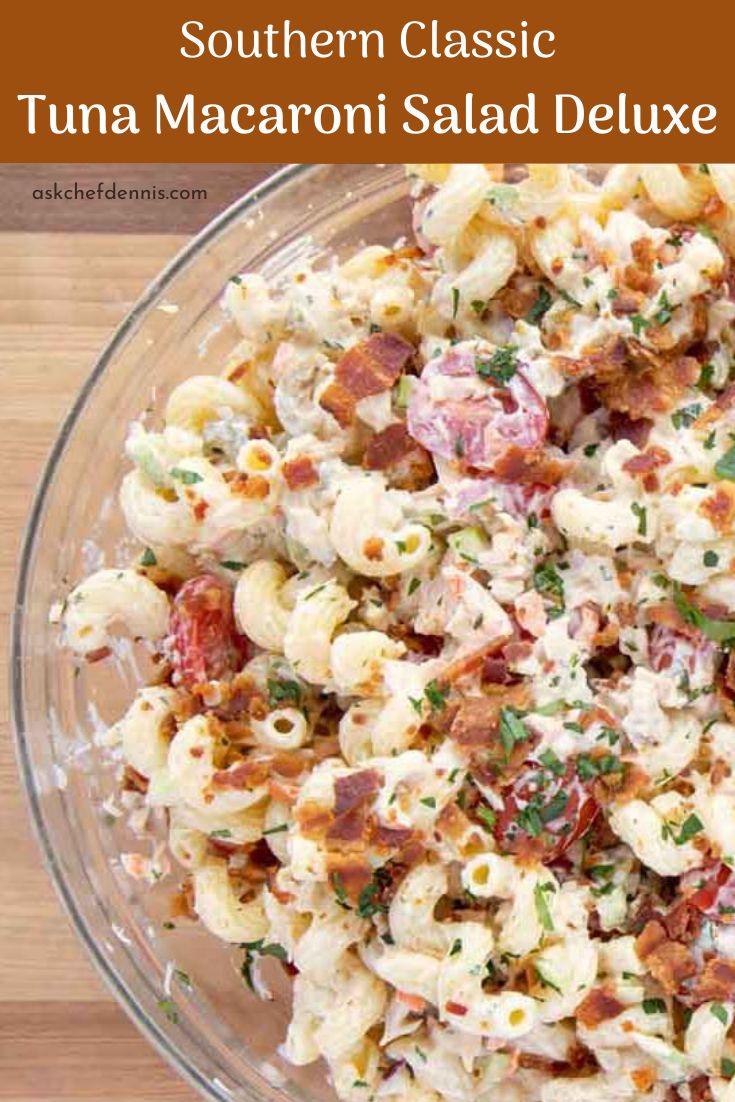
[61, 163, 735, 1102]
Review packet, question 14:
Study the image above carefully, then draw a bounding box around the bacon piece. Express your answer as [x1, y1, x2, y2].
[690, 957, 735, 1003]
[327, 805, 368, 845]
[122, 765, 149, 794]
[609, 411, 653, 448]
[320, 333, 414, 427]
[580, 337, 699, 418]
[327, 853, 373, 902]
[334, 769, 381, 815]
[622, 446, 672, 476]
[282, 456, 319, 491]
[364, 422, 434, 490]
[700, 484, 735, 533]
[295, 801, 334, 838]
[212, 758, 270, 790]
[449, 698, 499, 747]
[695, 382, 735, 428]
[491, 445, 570, 486]
[371, 821, 415, 849]
[576, 987, 626, 1029]
[635, 920, 697, 993]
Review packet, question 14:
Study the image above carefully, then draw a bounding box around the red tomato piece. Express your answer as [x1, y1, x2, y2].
[493, 758, 599, 862]
[407, 345, 548, 472]
[169, 574, 248, 689]
[683, 863, 735, 923]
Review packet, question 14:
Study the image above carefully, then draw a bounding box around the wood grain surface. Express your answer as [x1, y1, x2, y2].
[0, 232, 201, 1099]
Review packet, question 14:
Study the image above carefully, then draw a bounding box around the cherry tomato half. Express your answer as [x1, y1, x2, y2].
[169, 574, 248, 689]
[494, 758, 599, 862]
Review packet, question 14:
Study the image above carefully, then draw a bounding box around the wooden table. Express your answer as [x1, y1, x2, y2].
[0, 165, 279, 1100]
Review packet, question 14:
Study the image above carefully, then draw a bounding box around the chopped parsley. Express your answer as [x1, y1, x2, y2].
[642, 998, 666, 1015]
[534, 964, 562, 993]
[526, 284, 553, 325]
[263, 822, 288, 836]
[158, 998, 179, 1024]
[170, 467, 203, 485]
[676, 813, 704, 845]
[673, 582, 735, 645]
[533, 563, 565, 608]
[576, 754, 621, 780]
[653, 290, 675, 327]
[630, 314, 650, 337]
[470, 298, 486, 316]
[711, 1002, 729, 1026]
[722, 1058, 735, 1079]
[140, 547, 157, 566]
[408, 577, 421, 596]
[704, 550, 719, 568]
[451, 287, 460, 319]
[220, 560, 246, 571]
[420, 796, 437, 809]
[356, 875, 389, 919]
[449, 938, 463, 957]
[534, 882, 555, 931]
[475, 344, 518, 386]
[538, 748, 565, 776]
[476, 806, 497, 830]
[499, 707, 530, 759]
[267, 678, 302, 708]
[698, 362, 715, 389]
[425, 679, 449, 712]
[715, 444, 735, 480]
[630, 502, 647, 536]
[671, 403, 702, 430]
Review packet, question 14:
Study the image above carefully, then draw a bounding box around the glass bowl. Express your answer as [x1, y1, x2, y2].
[10, 164, 413, 1102]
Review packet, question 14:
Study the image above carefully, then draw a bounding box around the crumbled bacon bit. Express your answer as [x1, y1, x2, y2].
[608, 409, 656, 447]
[491, 445, 570, 486]
[363, 537, 384, 561]
[319, 333, 414, 427]
[364, 422, 434, 490]
[622, 446, 672, 476]
[170, 878, 196, 921]
[212, 759, 270, 790]
[700, 484, 735, 533]
[576, 987, 626, 1029]
[326, 853, 373, 901]
[635, 920, 696, 993]
[85, 645, 112, 663]
[122, 765, 149, 793]
[334, 770, 381, 815]
[630, 1067, 657, 1093]
[690, 957, 735, 1003]
[327, 805, 368, 845]
[371, 821, 415, 849]
[445, 1000, 468, 1016]
[228, 473, 270, 500]
[282, 456, 319, 491]
[295, 801, 334, 838]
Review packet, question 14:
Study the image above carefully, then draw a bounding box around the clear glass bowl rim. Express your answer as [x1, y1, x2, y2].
[8, 162, 321, 1100]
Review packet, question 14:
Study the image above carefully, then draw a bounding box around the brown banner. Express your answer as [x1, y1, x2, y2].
[1, 0, 732, 161]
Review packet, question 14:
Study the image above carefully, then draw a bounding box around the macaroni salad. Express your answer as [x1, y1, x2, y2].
[63, 163, 735, 1102]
